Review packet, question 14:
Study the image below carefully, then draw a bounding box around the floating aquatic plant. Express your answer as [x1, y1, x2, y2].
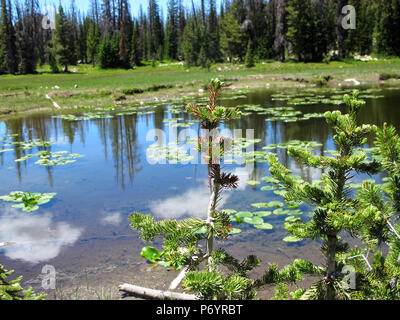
[0, 191, 56, 212]
[15, 150, 84, 166]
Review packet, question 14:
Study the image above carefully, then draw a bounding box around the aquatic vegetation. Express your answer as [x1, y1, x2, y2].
[263, 140, 323, 151]
[229, 210, 274, 230]
[246, 180, 261, 186]
[53, 112, 113, 121]
[15, 150, 84, 166]
[147, 142, 194, 163]
[4, 139, 54, 150]
[0, 191, 56, 212]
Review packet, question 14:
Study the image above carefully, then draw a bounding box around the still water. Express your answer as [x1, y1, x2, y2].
[1, 85, 399, 298]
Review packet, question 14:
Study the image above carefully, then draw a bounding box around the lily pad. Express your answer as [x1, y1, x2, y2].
[246, 180, 261, 186]
[235, 211, 253, 218]
[243, 216, 264, 225]
[273, 208, 291, 216]
[254, 223, 274, 230]
[253, 211, 272, 217]
[141, 246, 161, 263]
[260, 185, 277, 192]
[229, 228, 242, 234]
[283, 236, 304, 243]
[0, 191, 56, 212]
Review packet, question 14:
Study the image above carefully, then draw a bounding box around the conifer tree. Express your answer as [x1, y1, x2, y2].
[165, 0, 178, 60]
[286, 0, 312, 62]
[148, 0, 164, 62]
[1, 264, 46, 300]
[47, 39, 59, 73]
[54, 5, 76, 72]
[220, 11, 246, 62]
[182, 16, 200, 67]
[119, 20, 129, 68]
[86, 19, 99, 66]
[267, 92, 381, 299]
[343, 123, 400, 299]
[375, 0, 400, 56]
[0, 0, 18, 74]
[207, 0, 220, 62]
[130, 20, 142, 67]
[273, 0, 288, 61]
[244, 39, 254, 67]
[98, 34, 120, 68]
[15, 0, 40, 74]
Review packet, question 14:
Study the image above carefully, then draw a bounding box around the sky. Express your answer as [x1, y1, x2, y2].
[39, 0, 220, 19]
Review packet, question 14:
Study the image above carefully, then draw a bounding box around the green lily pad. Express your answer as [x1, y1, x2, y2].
[273, 208, 291, 216]
[260, 185, 277, 192]
[283, 236, 304, 243]
[141, 246, 161, 263]
[251, 203, 269, 209]
[229, 228, 242, 234]
[235, 211, 253, 218]
[285, 216, 300, 222]
[221, 209, 237, 214]
[288, 210, 303, 216]
[254, 223, 274, 230]
[253, 211, 272, 217]
[247, 180, 261, 186]
[267, 201, 285, 208]
[0, 191, 57, 212]
[243, 216, 264, 225]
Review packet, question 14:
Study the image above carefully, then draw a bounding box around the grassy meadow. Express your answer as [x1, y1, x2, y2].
[1, 58, 400, 117]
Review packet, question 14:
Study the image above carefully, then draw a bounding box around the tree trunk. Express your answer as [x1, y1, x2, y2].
[326, 234, 338, 300]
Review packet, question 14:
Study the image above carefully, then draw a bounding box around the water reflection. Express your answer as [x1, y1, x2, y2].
[0, 87, 399, 270]
[1, 88, 399, 190]
[149, 167, 255, 219]
[100, 211, 123, 226]
[0, 208, 82, 264]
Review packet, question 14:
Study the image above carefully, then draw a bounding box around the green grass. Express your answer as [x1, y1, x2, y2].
[1, 58, 400, 116]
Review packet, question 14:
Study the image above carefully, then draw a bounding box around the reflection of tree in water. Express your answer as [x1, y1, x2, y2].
[281, 117, 331, 184]
[60, 117, 87, 146]
[106, 115, 143, 190]
[1, 89, 399, 190]
[3, 115, 56, 185]
[2, 112, 144, 189]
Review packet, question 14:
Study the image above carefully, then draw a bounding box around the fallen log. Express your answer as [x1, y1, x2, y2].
[118, 283, 198, 300]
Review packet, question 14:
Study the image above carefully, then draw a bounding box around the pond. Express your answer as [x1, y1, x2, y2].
[1, 85, 400, 299]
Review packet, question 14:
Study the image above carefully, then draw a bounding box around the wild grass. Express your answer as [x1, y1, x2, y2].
[1, 58, 400, 116]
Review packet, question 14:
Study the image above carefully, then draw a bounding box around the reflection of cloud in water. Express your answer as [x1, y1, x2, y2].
[0, 209, 82, 264]
[101, 211, 122, 226]
[149, 167, 250, 219]
[289, 163, 322, 183]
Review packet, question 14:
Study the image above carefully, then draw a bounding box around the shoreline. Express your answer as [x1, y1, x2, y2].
[1, 60, 400, 120]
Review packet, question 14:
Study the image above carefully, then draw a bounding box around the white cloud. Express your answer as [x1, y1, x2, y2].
[100, 211, 122, 226]
[149, 167, 252, 219]
[0, 209, 82, 264]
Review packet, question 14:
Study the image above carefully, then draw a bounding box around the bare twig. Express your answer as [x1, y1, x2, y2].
[118, 283, 198, 300]
[169, 266, 189, 291]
